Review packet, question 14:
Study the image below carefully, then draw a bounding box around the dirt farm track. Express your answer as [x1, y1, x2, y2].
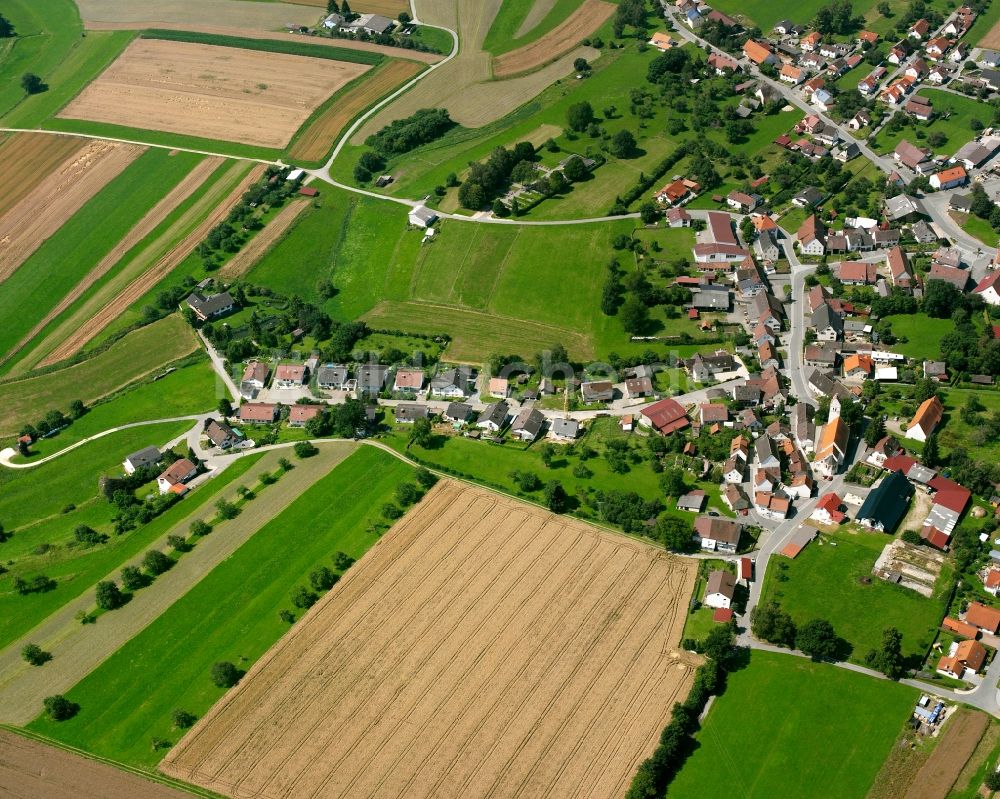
[163, 480, 698, 799]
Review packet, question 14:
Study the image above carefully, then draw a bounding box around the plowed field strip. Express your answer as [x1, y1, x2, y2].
[289, 59, 423, 162]
[0, 156, 223, 367]
[903, 709, 990, 799]
[0, 141, 144, 283]
[162, 481, 697, 799]
[492, 0, 615, 78]
[37, 163, 264, 367]
[0, 134, 85, 218]
[219, 199, 309, 279]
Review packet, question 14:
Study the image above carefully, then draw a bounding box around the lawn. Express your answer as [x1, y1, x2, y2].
[669, 650, 918, 799]
[0, 455, 261, 649]
[759, 530, 946, 665]
[28, 446, 415, 767]
[0, 148, 204, 372]
[10, 358, 217, 458]
[873, 90, 988, 155]
[939, 386, 1000, 462]
[0, 315, 201, 436]
[959, 212, 1000, 248]
[966, 0, 1000, 46]
[881, 313, 954, 360]
[0, 0, 86, 122]
[247, 189, 638, 361]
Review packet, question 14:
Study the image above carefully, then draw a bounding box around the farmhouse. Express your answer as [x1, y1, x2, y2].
[122, 445, 161, 476]
[343, 13, 395, 35]
[704, 570, 737, 609]
[676, 491, 706, 513]
[856, 470, 914, 532]
[186, 291, 235, 322]
[965, 602, 1000, 634]
[581, 380, 614, 403]
[906, 395, 944, 442]
[930, 165, 967, 190]
[156, 458, 197, 495]
[694, 517, 742, 553]
[639, 397, 689, 435]
[974, 272, 1000, 305]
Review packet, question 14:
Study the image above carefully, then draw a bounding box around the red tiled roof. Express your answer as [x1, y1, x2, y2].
[882, 454, 917, 473]
[740, 557, 753, 580]
[712, 608, 734, 623]
[289, 405, 322, 424]
[943, 617, 979, 639]
[640, 398, 689, 434]
[966, 602, 1000, 632]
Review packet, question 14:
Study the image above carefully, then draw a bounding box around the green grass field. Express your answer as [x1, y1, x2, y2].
[0, 315, 201, 437]
[483, 0, 591, 55]
[881, 313, 955, 360]
[759, 530, 947, 665]
[12, 359, 217, 459]
[28, 446, 414, 767]
[0, 0, 85, 122]
[874, 90, 988, 155]
[670, 650, 917, 799]
[0, 148, 203, 370]
[960, 212, 1000, 248]
[0, 454, 261, 649]
[967, 0, 1000, 46]
[247, 190, 637, 361]
[139, 29, 382, 65]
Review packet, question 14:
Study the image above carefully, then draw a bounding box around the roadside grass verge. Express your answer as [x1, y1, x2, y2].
[669, 650, 918, 799]
[0, 454, 261, 649]
[28, 446, 414, 767]
[0, 315, 200, 437]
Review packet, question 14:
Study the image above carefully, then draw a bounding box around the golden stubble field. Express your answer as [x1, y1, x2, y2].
[162, 480, 699, 799]
[59, 39, 372, 148]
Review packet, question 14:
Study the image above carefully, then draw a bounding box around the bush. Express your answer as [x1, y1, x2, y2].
[210, 661, 241, 688]
[381, 502, 403, 519]
[43, 694, 78, 721]
[21, 643, 51, 666]
[167, 534, 190, 552]
[190, 519, 212, 537]
[334, 551, 356, 571]
[414, 467, 437, 489]
[215, 499, 239, 520]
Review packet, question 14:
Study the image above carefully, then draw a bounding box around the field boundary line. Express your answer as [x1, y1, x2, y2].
[0, 725, 220, 798]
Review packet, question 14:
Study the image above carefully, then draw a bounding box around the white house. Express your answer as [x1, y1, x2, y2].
[156, 458, 198, 495]
[974, 272, 1000, 305]
[408, 205, 438, 228]
[703, 570, 736, 609]
[123, 446, 160, 475]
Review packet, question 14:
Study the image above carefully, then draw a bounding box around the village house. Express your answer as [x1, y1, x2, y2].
[810, 303, 843, 341]
[815, 415, 849, 478]
[316, 364, 349, 390]
[930, 165, 967, 191]
[123, 446, 160, 475]
[812, 492, 846, 525]
[966, 602, 1000, 634]
[975, 272, 1000, 305]
[357, 364, 389, 395]
[392, 367, 425, 393]
[273, 364, 307, 389]
[239, 402, 278, 424]
[938, 639, 987, 679]
[157, 458, 198, 495]
[549, 417, 580, 442]
[511, 407, 546, 441]
[743, 40, 776, 66]
[755, 491, 790, 520]
[205, 418, 240, 449]
[639, 397, 689, 435]
[581, 380, 614, 403]
[704, 570, 737, 609]
[429, 367, 472, 398]
[476, 400, 510, 433]
[288, 404, 322, 427]
[695, 517, 742, 553]
[240, 361, 269, 399]
[906, 395, 944, 442]
[186, 291, 235, 322]
[796, 214, 826, 255]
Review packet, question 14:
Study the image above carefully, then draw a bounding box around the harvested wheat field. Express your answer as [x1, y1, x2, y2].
[37, 163, 265, 367]
[904, 709, 990, 799]
[0, 729, 190, 799]
[220, 199, 310, 278]
[981, 17, 1000, 49]
[163, 480, 698, 799]
[0, 140, 144, 283]
[59, 39, 371, 148]
[493, 0, 615, 77]
[0, 133, 86, 219]
[290, 59, 423, 161]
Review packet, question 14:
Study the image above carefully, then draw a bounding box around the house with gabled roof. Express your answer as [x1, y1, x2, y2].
[743, 40, 776, 66]
[704, 570, 737, 608]
[857, 470, 913, 532]
[815, 416, 849, 478]
[157, 458, 198, 495]
[694, 517, 742, 553]
[639, 397, 689, 435]
[796, 214, 825, 255]
[511, 406, 546, 441]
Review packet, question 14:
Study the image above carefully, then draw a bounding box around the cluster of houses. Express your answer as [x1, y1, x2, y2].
[122, 445, 199, 497]
[321, 11, 396, 36]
